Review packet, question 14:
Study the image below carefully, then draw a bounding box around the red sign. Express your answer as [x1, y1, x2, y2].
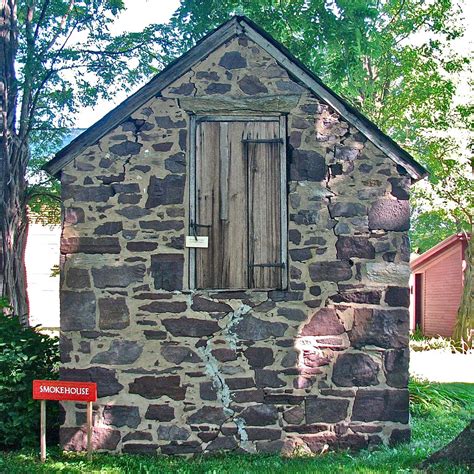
[33, 380, 97, 402]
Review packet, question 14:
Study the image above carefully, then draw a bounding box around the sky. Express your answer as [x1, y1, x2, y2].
[73, 0, 473, 129]
[74, 0, 180, 128]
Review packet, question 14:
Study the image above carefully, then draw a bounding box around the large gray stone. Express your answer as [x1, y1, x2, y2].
[219, 51, 247, 68]
[59, 335, 72, 363]
[188, 406, 228, 425]
[350, 308, 409, 349]
[165, 153, 186, 174]
[110, 140, 142, 156]
[309, 261, 352, 282]
[336, 236, 375, 259]
[126, 242, 158, 252]
[329, 202, 366, 217]
[116, 206, 151, 219]
[65, 268, 90, 289]
[103, 405, 140, 428]
[61, 237, 120, 254]
[305, 397, 349, 423]
[191, 296, 232, 313]
[332, 353, 379, 387]
[122, 443, 159, 454]
[62, 185, 113, 202]
[238, 75, 268, 94]
[255, 369, 285, 388]
[161, 344, 202, 364]
[94, 222, 123, 235]
[145, 175, 185, 208]
[290, 150, 326, 181]
[139, 220, 184, 231]
[240, 404, 278, 426]
[154, 116, 186, 128]
[368, 199, 410, 231]
[244, 347, 274, 367]
[151, 254, 184, 291]
[92, 264, 146, 288]
[157, 425, 190, 441]
[330, 289, 381, 305]
[385, 286, 410, 307]
[98, 297, 130, 329]
[129, 375, 186, 400]
[277, 307, 307, 321]
[352, 389, 409, 423]
[91, 340, 143, 365]
[384, 348, 409, 388]
[234, 315, 288, 340]
[145, 404, 174, 421]
[139, 301, 187, 313]
[205, 83, 231, 94]
[162, 317, 220, 337]
[61, 291, 96, 330]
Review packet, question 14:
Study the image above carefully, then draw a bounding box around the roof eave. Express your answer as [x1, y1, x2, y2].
[411, 232, 470, 270]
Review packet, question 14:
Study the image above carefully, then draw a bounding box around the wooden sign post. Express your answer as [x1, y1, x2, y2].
[33, 380, 97, 462]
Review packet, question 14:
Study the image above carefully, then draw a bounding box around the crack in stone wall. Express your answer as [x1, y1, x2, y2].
[196, 304, 253, 451]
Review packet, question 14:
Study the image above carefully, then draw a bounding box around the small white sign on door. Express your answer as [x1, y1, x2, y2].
[185, 236, 209, 248]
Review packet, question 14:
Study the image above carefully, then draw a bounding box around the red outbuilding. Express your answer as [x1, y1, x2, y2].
[410, 233, 470, 337]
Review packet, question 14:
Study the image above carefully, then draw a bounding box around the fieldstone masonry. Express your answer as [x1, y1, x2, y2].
[57, 31, 412, 455]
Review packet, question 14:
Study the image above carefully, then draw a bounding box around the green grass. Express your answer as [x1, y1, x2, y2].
[1, 382, 473, 474]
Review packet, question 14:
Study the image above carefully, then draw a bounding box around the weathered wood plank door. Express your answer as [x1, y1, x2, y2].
[194, 119, 284, 289]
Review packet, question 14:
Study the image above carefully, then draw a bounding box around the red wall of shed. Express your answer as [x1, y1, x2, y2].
[421, 242, 464, 337]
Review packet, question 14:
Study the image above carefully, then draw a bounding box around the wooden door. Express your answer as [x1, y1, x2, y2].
[195, 119, 282, 289]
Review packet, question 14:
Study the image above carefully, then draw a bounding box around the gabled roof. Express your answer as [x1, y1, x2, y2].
[44, 16, 428, 180]
[411, 233, 470, 270]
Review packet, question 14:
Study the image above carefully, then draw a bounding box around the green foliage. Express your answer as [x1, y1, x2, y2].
[410, 209, 469, 254]
[166, 0, 472, 252]
[409, 377, 474, 416]
[409, 333, 457, 352]
[0, 302, 60, 449]
[0, 384, 473, 472]
[14, 0, 176, 224]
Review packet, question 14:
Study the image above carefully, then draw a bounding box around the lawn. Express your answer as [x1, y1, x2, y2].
[1, 382, 473, 473]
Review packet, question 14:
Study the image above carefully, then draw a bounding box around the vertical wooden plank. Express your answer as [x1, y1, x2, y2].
[196, 121, 222, 288]
[40, 400, 46, 462]
[219, 122, 229, 221]
[87, 401, 93, 461]
[223, 122, 248, 288]
[247, 121, 281, 288]
[279, 115, 288, 289]
[188, 115, 197, 290]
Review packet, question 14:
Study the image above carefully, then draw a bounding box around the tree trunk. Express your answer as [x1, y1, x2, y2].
[1, 0, 29, 324]
[421, 420, 474, 467]
[453, 233, 473, 351]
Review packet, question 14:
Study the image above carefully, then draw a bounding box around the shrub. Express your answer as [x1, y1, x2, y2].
[409, 333, 456, 352]
[0, 300, 60, 449]
[409, 377, 473, 416]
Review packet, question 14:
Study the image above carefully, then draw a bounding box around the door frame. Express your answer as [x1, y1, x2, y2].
[188, 114, 288, 291]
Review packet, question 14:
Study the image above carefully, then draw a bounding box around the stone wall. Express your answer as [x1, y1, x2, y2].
[58, 34, 412, 455]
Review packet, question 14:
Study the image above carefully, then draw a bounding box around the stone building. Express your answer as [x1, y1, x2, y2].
[44, 16, 427, 455]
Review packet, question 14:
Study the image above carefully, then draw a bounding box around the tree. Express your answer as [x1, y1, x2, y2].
[0, 0, 171, 321]
[166, 0, 473, 345]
